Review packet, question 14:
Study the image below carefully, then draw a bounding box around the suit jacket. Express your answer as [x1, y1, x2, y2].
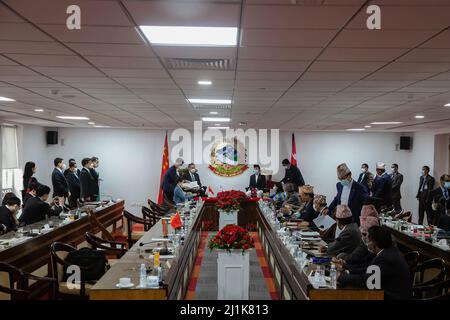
[162, 166, 178, 194]
[0, 205, 17, 233]
[64, 168, 81, 178]
[249, 174, 266, 190]
[338, 246, 413, 300]
[23, 176, 37, 192]
[437, 213, 450, 231]
[357, 171, 373, 191]
[281, 165, 305, 190]
[80, 168, 96, 201]
[298, 200, 318, 223]
[372, 173, 393, 206]
[283, 192, 301, 207]
[52, 168, 69, 197]
[416, 175, 435, 199]
[326, 223, 361, 256]
[428, 186, 450, 208]
[67, 171, 81, 199]
[22, 193, 35, 207]
[390, 172, 404, 200]
[182, 171, 202, 187]
[19, 196, 63, 226]
[329, 180, 369, 222]
[89, 168, 100, 197]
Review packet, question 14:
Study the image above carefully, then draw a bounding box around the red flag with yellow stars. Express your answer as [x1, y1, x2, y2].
[158, 132, 169, 205]
[170, 211, 182, 229]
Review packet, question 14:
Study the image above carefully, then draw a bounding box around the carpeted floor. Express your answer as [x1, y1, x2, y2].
[185, 232, 279, 300]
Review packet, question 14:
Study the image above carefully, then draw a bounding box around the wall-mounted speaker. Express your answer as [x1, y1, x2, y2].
[46, 131, 58, 145]
[400, 136, 411, 150]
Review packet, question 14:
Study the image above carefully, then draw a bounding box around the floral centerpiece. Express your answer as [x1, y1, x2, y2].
[208, 224, 255, 253]
[215, 190, 248, 212]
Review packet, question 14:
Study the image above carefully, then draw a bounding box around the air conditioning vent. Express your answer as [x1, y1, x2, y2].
[165, 58, 235, 70]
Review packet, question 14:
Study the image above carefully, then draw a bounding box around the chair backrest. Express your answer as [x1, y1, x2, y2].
[414, 258, 447, 286]
[414, 279, 450, 300]
[148, 199, 169, 215]
[50, 242, 77, 284]
[123, 210, 153, 248]
[162, 193, 175, 208]
[404, 251, 420, 281]
[141, 206, 161, 224]
[85, 232, 126, 258]
[0, 262, 26, 300]
[87, 208, 114, 241]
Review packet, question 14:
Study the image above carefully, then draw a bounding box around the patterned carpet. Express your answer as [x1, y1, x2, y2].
[185, 232, 280, 300]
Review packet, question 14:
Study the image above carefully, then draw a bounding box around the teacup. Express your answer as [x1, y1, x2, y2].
[119, 277, 131, 286]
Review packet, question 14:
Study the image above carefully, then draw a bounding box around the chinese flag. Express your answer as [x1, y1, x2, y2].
[170, 211, 183, 229]
[290, 133, 297, 166]
[158, 132, 169, 205]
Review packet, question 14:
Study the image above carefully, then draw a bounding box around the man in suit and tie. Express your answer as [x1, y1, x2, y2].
[428, 174, 450, 225]
[357, 163, 373, 193]
[416, 165, 435, 225]
[182, 163, 206, 196]
[64, 158, 81, 178]
[51, 157, 69, 205]
[390, 163, 404, 213]
[329, 163, 369, 224]
[372, 162, 393, 210]
[249, 164, 266, 191]
[80, 158, 96, 202]
[0, 196, 21, 234]
[67, 161, 81, 208]
[162, 158, 184, 202]
[90, 156, 100, 201]
[280, 159, 305, 190]
[19, 185, 63, 226]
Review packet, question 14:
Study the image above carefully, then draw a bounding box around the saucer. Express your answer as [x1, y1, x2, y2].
[116, 283, 134, 288]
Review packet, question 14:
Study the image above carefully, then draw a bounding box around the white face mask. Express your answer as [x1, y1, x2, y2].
[361, 168, 367, 173]
[190, 168, 196, 174]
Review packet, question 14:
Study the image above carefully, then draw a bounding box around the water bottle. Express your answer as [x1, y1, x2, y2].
[139, 263, 147, 288]
[330, 264, 337, 289]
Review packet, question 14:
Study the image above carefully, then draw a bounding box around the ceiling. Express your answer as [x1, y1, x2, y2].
[1, 0, 450, 132]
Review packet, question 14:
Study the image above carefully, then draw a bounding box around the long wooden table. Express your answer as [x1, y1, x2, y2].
[0, 200, 124, 299]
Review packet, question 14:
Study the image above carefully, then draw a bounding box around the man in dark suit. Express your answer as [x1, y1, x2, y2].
[19, 185, 63, 226]
[326, 204, 361, 256]
[162, 158, 184, 202]
[428, 174, 450, 225]
[357, 163, 373, 193]
[372, 162, 393, 210]
[90, 156, 100, 201]
[22, 181, 40, 207]
[67, 161, 81, 208]
[80, 158, 96, 202]
[390, 163, 404, 212]
[0, 196, 21, 234]
[249, 164, 266, 190]
[329, 163, 369, 224]
[280, 159, 305, 190]
[64, 158, 81, 178]
[416, 165, 435, 225]
[182, 163, 206, 196]
[337, 226, 413, 300]
[51, 158, 69, 205]
[297, 185, 318, 223]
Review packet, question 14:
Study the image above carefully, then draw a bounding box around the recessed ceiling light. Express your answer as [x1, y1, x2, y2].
[415, 115, 425, 119]
[0, 96, 15, 102]
[239, 122, 247, 126]
[207, 126, 229, 130]
[347, 128, 366, 131]
[56, 116, 90, 120]
[93, 125, 110, 128]
[188, 98, 232, 104]
[88, 122, 95, 125]
[198, 80, 212, 85]
[139, 26, 238, 46]
[364, 125, 372, 128]
[209, 111, 218, 115]
[34, 109, 44, 112]
[202, 117, 230, 122]
[215, 123, 220, 126]
[370, 122, 403, 125]
[444, 103, 450, 107]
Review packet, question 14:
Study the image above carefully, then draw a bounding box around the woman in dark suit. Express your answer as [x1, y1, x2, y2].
[23, 161, 38, 194]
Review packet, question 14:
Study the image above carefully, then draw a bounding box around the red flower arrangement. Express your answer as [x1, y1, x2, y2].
[202, 219, 217, 231]
[208, 224, 255, 253]
[215, 190, 248, 212]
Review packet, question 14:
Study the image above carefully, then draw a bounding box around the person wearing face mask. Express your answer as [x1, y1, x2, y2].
[249, 164, 266, 191]
[0, 195, 21, 234]
[416, 165, 435, 225]
[162, 158, 184, 203]
[357, 163, 373, 193]
[337, 226, 413, 300]
[280, 159, 305, 191]
[428, 174, 450, 225]
[67, 161, 81, 209]
[296, 185, 318, 223]
[182, 163, 205, 196]
[281, 182, 300, 207]
[19, 185, 63, 226]
[372, 162, 393, 211]
[51, 157, 69, 205]
[390, 163, 404, 213]
[80, 157, 96, 202]
[329, 163, 369, 224]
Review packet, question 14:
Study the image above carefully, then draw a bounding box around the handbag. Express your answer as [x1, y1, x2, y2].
[63, 247, 108, 282]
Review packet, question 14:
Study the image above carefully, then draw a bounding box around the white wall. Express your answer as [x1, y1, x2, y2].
[18, 124, 444, 220]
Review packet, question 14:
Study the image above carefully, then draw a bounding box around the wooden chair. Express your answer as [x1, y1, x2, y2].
[50, 242, 91, 299]
[413, 258, 447, 287]
[162, 193, 175, 209]
[141, 206, 161, 225]
[413, 279, 450, 300]
[404, 251, 420, 282]
[85, 232, 127, 259]
[0, 262, 56, 300]
[123, 210, 153, 248]
[148, 199, 170, 216]
[86, 208, 115, 242]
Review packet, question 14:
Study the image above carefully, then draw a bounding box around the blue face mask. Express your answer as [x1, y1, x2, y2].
[444, 182, 450, 189]
[340, 179, 350, 186]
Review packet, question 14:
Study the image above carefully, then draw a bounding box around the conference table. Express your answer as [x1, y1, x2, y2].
[91, 199, 384, 300]
[0, 200, 124, 299]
